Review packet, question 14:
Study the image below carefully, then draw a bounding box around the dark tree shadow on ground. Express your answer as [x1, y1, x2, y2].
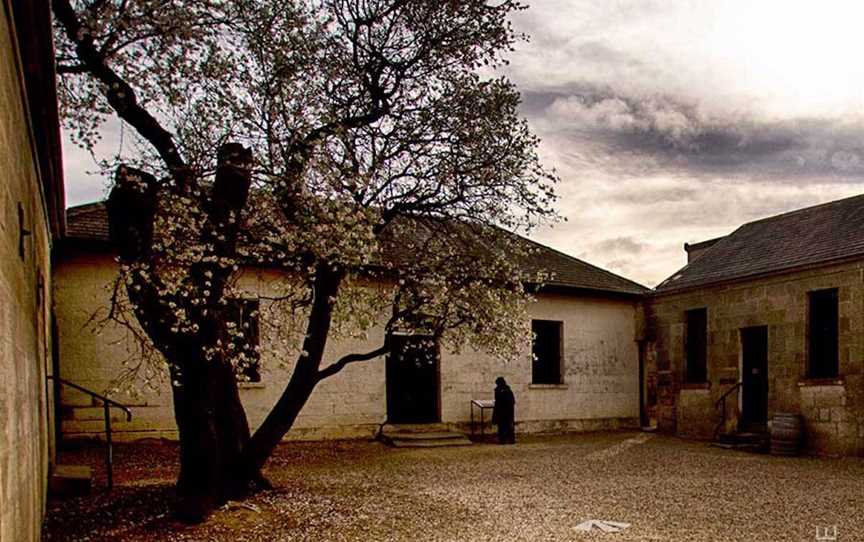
[44, 484, 179, 541]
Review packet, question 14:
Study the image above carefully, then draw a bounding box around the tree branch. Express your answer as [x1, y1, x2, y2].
[317, 343, 390, 381]
[52, 0, 186, 178]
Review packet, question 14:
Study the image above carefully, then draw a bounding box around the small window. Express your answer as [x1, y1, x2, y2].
[685, 308, 707, 383]
[532, 320, 563, 384]
[226, 298, 261, 382]
[808, 288, 839, 379]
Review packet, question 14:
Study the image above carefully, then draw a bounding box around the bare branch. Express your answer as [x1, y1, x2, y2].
[317, 343, 390, 381]
[52, 0, 186, 177]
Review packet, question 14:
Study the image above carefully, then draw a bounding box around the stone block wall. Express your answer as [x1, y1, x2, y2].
[676, 389, 715, 438]
[647, 261, 864, 456]
[799, 384, 858, 455]
[0, 8, 55, 541]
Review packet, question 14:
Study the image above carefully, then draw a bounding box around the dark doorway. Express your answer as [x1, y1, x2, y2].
[740, 326, 768, 430]
[386, 334, 440, 424]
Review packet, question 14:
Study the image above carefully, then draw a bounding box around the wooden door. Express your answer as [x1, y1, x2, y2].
[741, 326, 768, 430]
[386, 334, 440, 424]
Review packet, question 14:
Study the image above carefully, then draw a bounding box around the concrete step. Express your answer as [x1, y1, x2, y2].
[49, 465, 92, 497]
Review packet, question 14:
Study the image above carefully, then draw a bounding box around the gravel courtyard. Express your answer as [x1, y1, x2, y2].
[44, 431, 863, 541]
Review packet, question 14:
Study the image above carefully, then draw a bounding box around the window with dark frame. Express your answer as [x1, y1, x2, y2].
[808, 288, 839, 379]
[532, 319, 563, 384]
[684, 308, 707, 383]
[226, 298, 261, 383]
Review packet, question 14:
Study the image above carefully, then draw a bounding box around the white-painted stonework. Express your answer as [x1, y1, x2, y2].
[54, 251, 642, 441]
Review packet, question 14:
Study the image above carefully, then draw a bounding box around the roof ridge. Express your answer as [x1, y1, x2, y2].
[63, 200, 648, 296]
[655, 191, 864, 293]
[740, 192, 864, 228]
[511, 230, 649, 292]
[67, 200, 106, 213]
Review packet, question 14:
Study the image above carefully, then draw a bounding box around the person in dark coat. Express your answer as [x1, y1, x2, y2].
[492, 377, 516, 444]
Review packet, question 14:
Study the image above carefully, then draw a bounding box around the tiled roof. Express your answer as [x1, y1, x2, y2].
[63, 202, 648, 296]
[514, 236, 648, 295]
[66, 202, 110, 241]
[656, 193, 864, 293]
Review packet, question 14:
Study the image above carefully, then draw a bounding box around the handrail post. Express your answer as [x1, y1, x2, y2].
[714, 381, 743, 439]
[48, 375, 130, 490]
[104, 402, 113, 490]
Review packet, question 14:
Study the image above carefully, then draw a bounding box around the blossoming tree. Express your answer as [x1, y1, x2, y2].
[53, 0, 558, 520]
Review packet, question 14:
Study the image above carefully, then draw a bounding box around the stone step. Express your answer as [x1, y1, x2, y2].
[380, 423, 472, 448]
[714, 431, 769, 453]
[384, 431, 467, 441]
[718, 431, 768, 444]
[381, 423, 451, 434]
[49, 465, 92, 497]
[388, 436, 473, 448]
[61, 405, 130, 422]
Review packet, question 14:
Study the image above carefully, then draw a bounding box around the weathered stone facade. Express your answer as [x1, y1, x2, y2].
[54, 251, 642, 441]
[0, 2, 63, 539]
[647, 260, 864, 456]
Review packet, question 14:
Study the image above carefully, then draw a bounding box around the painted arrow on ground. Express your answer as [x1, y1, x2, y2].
[574, 519, 631, 533]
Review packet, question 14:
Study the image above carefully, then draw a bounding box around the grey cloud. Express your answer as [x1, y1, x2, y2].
[574, 41, 647, 70]
[592, 236, 645, 254]
[530, 86, 864, 182]
[603, 258, 635, 272]
[613, 186, 701, 205]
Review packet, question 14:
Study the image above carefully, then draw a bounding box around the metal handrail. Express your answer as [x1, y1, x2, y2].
[713, 381, 742, 439]
[49, 375, 132, 489]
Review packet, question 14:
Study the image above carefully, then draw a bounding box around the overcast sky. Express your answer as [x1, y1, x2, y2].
[62, 0, 864, 287]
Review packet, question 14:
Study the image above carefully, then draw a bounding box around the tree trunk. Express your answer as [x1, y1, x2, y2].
[170, 343, 252, 522]
[106, 145, 261, 522]
[170, 262, 343, 520]
[240, 263, 344, 476]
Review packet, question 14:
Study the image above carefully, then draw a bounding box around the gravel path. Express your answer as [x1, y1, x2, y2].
[44, 432, 864, 541]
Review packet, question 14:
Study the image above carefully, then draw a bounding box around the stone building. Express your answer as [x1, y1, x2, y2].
[0, 1, 65, 540]
[648, 195, 864, 456]
[54, 203, 649, 442]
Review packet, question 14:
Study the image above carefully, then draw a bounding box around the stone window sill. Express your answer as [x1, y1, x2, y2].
[238, 381, 266, 389]
[797, 378, 844, 387]
[529, 383, 568, 390]
[681, 382, 711, 390]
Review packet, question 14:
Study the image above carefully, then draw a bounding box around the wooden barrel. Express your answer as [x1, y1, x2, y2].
[770, 413, 803, 456]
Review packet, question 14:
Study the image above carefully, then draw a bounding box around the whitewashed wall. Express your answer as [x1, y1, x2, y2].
[55, 252, 640, 441]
